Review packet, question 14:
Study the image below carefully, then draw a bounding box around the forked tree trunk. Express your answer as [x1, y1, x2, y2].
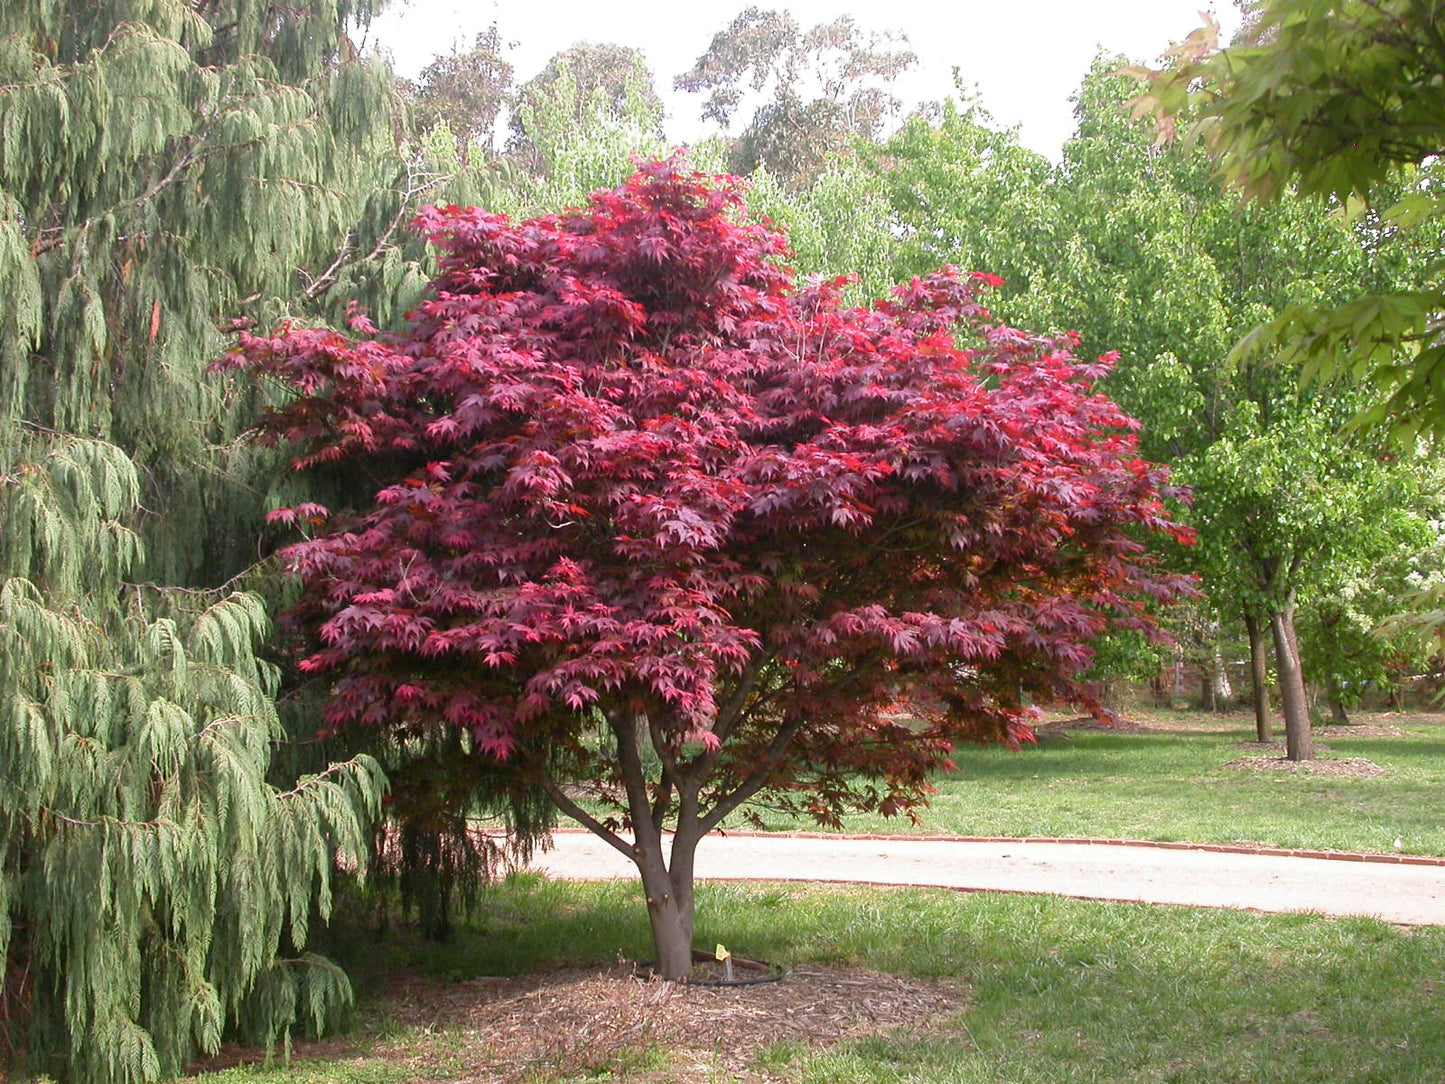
[1270, 606, 1314, 761]
[609, 710, 705, 981]
[1244, 613, 1272, 743]
[539, 684, 798, 983]
[631, 826, 698, 980]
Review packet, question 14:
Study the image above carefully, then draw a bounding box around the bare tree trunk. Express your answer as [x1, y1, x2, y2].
[1150, 671, 1169, 707]
[632, 832, 696, 980]
[1197, 669, 1216, 713]
[1270, 606, 1314, 760]
[1325, 671, 1350, 725]
[1244, 613, 1272, 743]
[533, 662, 800, 983]
[608, 710, 699, 980]
[1197, 630, 1232, 713]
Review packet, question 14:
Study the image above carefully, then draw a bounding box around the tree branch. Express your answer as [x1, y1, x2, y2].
[698, 714, 807, 834]
[534, 775, 633, 857]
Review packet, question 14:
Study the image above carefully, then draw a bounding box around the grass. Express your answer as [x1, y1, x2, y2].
[195, 874, 1445, 1083]
[187, 711, 1445, 1081]
[731, 710, 1445, 857]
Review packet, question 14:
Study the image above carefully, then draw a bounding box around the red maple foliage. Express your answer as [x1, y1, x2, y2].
[221, 158, 1193, 977]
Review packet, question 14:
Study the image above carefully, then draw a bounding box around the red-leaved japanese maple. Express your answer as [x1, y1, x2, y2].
[221, 158, 1193, 979]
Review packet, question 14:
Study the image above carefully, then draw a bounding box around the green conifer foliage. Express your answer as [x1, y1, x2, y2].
[0, 2, 407, 1079]
[1, 440, 385, 1082]
[0, 0, 403, 584]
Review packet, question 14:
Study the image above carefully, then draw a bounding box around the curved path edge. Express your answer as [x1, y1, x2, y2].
[527, 830, 1445, 926]
[689, 829, 1445, 867]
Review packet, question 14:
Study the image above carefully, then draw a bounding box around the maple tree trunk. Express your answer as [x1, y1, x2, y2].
[1270, 606, 1314, 761]
[609, 710, 702, 981]
[1244, 613, 1272, 743]
[631, 828, 697, 981]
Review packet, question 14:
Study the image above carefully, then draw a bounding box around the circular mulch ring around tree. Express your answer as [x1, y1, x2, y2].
[413, 963, 968, 1082]
[1234, 741, 1334, 754]
[1225, 756, 1386, 778]
[194, 963, 970, 1082]
[1316, 724, 1409, 738]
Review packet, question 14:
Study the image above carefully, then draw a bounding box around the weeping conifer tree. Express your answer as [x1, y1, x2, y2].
[1, 438, 385, 1081]
[0, 2, 525, 1080]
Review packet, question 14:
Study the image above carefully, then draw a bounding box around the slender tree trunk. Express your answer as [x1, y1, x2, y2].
[544, 684, 802, 983]
[1197, 630, 1232, 713]
[631, 831, 697, 980]
[1197, 668, 1216, 713]
[1244, 613, 1272, 743]
[1150, 671, 1168, 707]
[1324, 671, 1350, 725]
[610, 709, 699, 980]
[1270, 606, 1314, 760]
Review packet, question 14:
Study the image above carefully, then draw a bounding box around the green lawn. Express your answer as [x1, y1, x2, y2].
[733, 711, 1445, 856]
[188, 711, 1445, 1082]
[195, 875, 1445, 1083]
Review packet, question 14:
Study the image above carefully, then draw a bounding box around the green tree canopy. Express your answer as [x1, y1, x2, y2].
[1129, 0, 1445, 442]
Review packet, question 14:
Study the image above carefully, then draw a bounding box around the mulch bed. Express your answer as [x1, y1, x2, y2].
[194, 964, 970, 1083]
[1315, 724, 1408, 738]
[1234, 741, 1334, 754]
[1224, 756, 1387, 779]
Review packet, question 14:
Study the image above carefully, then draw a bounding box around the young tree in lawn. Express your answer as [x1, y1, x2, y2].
[223, 160, 1195, 980]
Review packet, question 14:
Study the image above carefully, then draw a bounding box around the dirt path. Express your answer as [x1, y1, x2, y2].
[529, 831, 1445, 925]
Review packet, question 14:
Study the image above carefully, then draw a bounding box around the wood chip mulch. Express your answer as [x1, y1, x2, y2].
[417, 964, 968, 1081]
[1234, 741, 1334, 754]
[1316, 724, 1408, 738]
[1224, 756, 1387, 778]
[195, 964, 970, 1083]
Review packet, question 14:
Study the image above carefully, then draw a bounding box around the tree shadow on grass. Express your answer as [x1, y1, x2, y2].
[338, 882, 1445, 1084]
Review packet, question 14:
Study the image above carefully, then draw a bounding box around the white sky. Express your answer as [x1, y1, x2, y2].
[363, 0, 1241, 159]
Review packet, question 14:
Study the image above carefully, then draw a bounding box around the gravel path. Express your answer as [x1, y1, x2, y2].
[528, 831, 1445, 925]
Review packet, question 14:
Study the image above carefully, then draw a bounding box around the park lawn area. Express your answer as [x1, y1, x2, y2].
[193, 874, 1445, 1084]
[732, 710, 1445, 857]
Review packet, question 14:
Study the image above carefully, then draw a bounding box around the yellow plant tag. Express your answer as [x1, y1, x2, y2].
[715, 943, 731, 961]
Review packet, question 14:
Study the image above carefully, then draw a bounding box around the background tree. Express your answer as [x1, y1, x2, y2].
[408, 25, 514, 162]
[1129, 0, 1445, 442]
[1186, 406, 1414, 757]
[509, 42, 664, 149]
[675, 7, 916, 184]
[744, 157, 900, 305]
[870, 56, 1440, 748]
[499, 46, 681, 210]
[868, 93, 1064, 332]
[225, 160, 1194, 981]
